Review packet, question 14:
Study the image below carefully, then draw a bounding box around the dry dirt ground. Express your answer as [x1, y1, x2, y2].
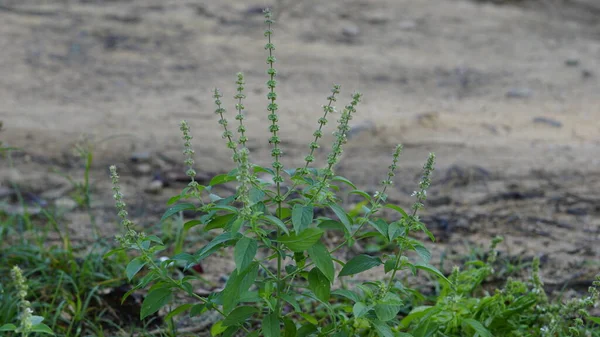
[1, 0, 599, 296]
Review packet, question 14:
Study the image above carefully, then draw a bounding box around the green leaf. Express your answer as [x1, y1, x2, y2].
[126, 257, 146, 281]
[463, 319, 492, 337]
[371, 319, 394, 337]
[328, 204, 352, 235]
[331, 176, 357, 189]
[229, 216, 245, 233]
[279, 228, 324, 252]
[277, 207, 292, 219]
[332, 289, 361, 303]
[0, 324, 17, 332]
[210, 174, 237, 186]
[183, 219, 203, 231]
[292, 204, 314, 233]
[299, 313, 318, 325]
[189, 303, 206, 317]
[249, 187, 265, 205]
[222, 263, 259, 313]
[307, 242, 335, 283]
[398, 306, 434, 329]
[318, 219, 346, 232]
[412, 242, 431, 263]
[374, 293, 403, 321]
[384, 204, 408, 218]
[262, 312, 280, 337]
[368, 219, 388, 239]
[261, 215, 290, 235]
[588, 316, 600, 324]
[165, 303, 192, 321]
[167, 194, 183, 205]
[223, 306, 258, 326]
[283, 318, 297, 337]
[234, 236, 258, 273]
[414, 263, 451, 286]
[206, 214, 236, 231]
[296, 323, 317, 337]
[211, 320, 228, 336]
[308, 268, 331, 302]
[195, 232, 238, 262]
[339, 255, 383, 277]
[349, 189, 372, 201]
[281, 293, 301, 312]
[30, 323, 55, 335]
[353, 302, 370, 318]
[160, 203, 196, 222]
[223, 326, 241, 337]
[141, 287, 172, 319]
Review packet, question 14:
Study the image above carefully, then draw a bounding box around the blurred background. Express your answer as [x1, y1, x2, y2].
[1, 0, 599, 289]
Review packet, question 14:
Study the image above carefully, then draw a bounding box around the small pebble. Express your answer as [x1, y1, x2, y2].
[130, 151, 151, 163]
[146, 180, 163, 194]
[565, 58, 580, 67]
[532, 116, 562, 128]
[342, 24, 360, 37]
[136, 163, 152, 175]
[398, 20, 417, 30]
[54, 197, 78, 211]
[506, 87, 532, 99]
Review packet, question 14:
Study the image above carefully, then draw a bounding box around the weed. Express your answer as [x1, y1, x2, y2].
[95, 7, 596, 337]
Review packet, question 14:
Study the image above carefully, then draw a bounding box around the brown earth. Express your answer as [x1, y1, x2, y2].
[1, 0, 599, 297]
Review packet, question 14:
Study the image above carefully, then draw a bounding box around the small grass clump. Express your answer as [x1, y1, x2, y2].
[107, 8, 599, 337]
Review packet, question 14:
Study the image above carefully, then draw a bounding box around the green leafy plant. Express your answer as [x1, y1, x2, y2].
[0, 266, 54, 336]
[107, 8, 600, 337]
[107, 8, 445, 337]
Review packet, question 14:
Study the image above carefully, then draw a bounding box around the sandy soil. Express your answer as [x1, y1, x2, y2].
[1, 0, 599, 293]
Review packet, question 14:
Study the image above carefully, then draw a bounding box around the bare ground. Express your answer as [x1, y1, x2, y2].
[1, 0, 599, 298]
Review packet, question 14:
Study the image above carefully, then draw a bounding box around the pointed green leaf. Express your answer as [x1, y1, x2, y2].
[308, 268, 331, 302]
[141, 287, 172, 319]
[463, 319, 492, 337]
[371, 319, 394, 337]
[234, 237, 257, 273]
[206, 213, 236, 231]
[332, 289, 361, 303]
[384, 204, 408, 218]
[126, 257, 146, 281]
[328, 204, 352, 235]
[374, 293, 403, 321]
[249, 187, 265, 205]
[222, 263, 259, 313]
[262, 312, 280, 337]
[0, 324, 17, 332]
[331, 176, 357, 189]
[412, 242, 431, 263]
[30, 323, 54, 335]
[211, 320, 228, 336]
[210, 174, 237, 186]
[307, 242, 335, 283]
[281, 293, 301, 312]
[353, 302, 370, 318]
[223, 306, 258, 326]
[183, 219, 203, 231]
[292, 204, 314, 233]
[349, 189, 372, 201]
[279, 228, 324, 252]
[369, 219, 388, 239]
[414, 263, 451, 286]
[165, 304, 192, 321]
[160, 203, 196, 222]
[283, 318, 297, 337]
[261, 215, 290, 235]
[339, 254, 383, 277]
